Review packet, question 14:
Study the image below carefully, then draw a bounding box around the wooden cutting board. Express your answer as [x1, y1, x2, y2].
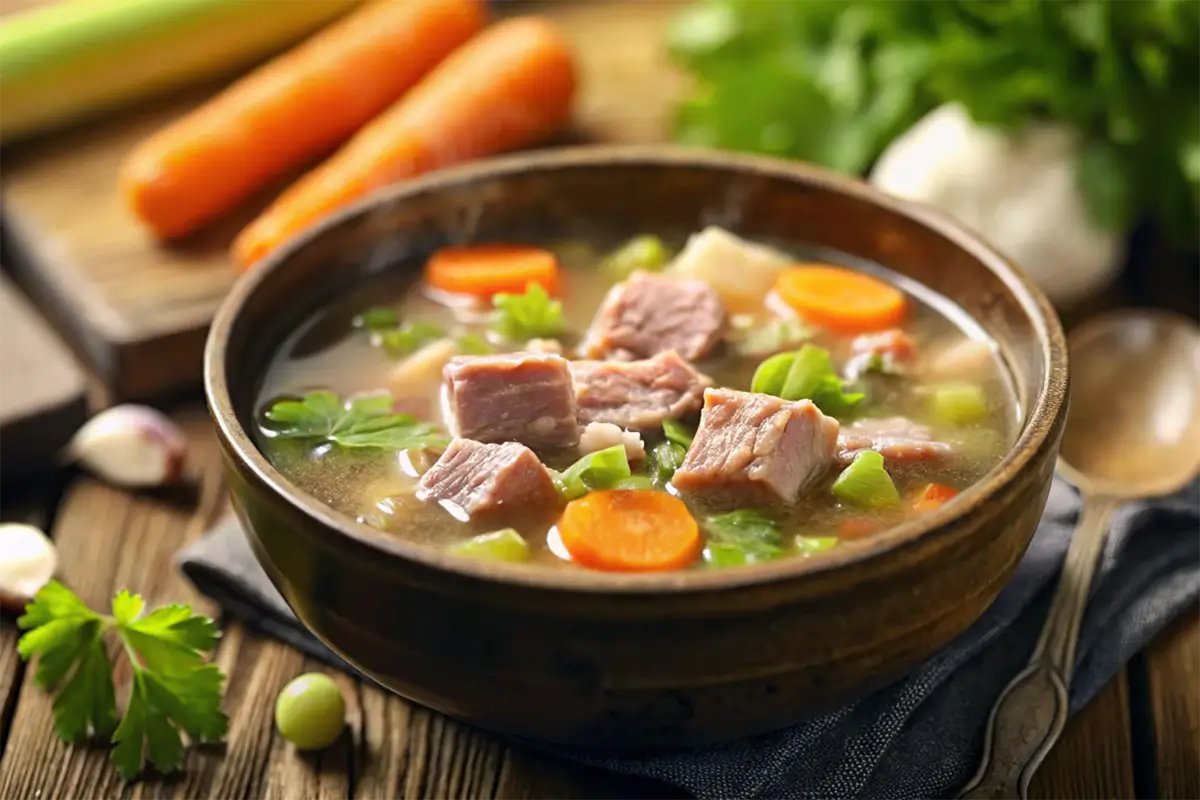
[0, 0, 685, 401]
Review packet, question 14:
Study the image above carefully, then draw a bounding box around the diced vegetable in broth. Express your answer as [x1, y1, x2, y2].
[255, 229, 1017, 571]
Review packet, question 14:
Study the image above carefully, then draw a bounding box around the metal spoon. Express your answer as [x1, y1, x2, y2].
[959, 309, 1200, 800]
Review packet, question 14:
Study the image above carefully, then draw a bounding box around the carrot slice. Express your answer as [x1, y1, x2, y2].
[120, 0, 486, 240]
[774, 265, 907, 333]
[232, 16, 577, 270]
[424, 245, 559, 297]
[911, 483, 959, 515]
[838, 517, 882, 540]
[558, 490, 700, 573]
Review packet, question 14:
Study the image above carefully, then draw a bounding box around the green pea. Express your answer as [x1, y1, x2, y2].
[275, 673, 346, 750]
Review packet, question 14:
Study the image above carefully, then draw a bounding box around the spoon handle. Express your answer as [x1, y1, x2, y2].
[957, 494, 1118, 800]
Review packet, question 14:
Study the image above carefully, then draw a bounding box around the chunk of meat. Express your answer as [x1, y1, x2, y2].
[570, 350, 712, 432]
[844, 328, 916, 380]
[671, 388, 839, 503]
[579, 422, 645, 462]
[580, 272, 725, 361]
[442, 353, 578, 449]
[836, 417, 953, 466]
[417, 439, 558, 520]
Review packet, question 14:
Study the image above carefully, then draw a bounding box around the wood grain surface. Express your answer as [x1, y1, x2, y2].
[0, 405, 1194, 799]
[0, 0, 685, 400]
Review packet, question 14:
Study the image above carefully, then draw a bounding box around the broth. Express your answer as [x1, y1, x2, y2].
[256, 230, 1017, 571]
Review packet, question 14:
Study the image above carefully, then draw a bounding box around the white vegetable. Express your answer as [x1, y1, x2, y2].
[389, 338, 458, 393]
[0, 523, 57, 609]
[578, 422, 645, 462]
[524, 338, 563, 355]
[65, 404, 187, 488]
[667, 226, 792, 312]
[870, 103, 1122, 307]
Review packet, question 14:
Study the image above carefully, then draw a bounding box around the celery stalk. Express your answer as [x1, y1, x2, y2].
[0, 0, 361, 143]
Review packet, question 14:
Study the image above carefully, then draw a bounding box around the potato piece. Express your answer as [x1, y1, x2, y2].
[389, 338, 458, 392]
[667, 226, 791, 312]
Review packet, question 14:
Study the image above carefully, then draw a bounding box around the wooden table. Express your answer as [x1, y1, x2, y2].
[0, 404, 1197, 799]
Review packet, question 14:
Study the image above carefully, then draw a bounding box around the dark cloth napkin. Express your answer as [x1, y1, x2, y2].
[178, 478, 1199, 799]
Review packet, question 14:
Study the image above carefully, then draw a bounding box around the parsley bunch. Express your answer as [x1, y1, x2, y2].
[263, 391, 448, 451]
[669, 0, 1200, 244]
[17, 581, 228, 780]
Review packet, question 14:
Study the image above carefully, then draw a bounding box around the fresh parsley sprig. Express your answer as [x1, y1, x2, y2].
[490, 284, 564, 341]
[263, 391, 449, 451]
[17, 581, 229, 781]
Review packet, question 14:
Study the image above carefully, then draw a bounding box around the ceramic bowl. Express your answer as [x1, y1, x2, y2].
[205, 146, 1069, 746]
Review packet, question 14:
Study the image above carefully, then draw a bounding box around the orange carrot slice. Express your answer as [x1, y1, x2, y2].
[424, 245, 559, 297]
[233, 16, 577, 270]
[911, 483, 959, 515]
[774, 265, 907, 333]
[838, 517, 882, 540]
[558, 490, 700, 573]
[120, 0, 486, 240]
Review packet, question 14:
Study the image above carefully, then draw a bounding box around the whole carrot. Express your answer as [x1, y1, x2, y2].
[232, 15, 577, 270]
[120, 0, 486, 240]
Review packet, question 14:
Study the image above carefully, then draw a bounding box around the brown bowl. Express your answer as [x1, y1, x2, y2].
[204, 146, 1068, 746]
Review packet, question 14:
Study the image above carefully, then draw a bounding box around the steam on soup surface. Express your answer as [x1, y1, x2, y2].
[256, 227, 1017, 572]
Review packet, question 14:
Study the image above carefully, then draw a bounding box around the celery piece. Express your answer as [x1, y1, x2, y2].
[662, 419, 695, 447]
[602, 235, 669, 278]
[649, 440, 687, 486]
[832, 450, 900, 509]
[796, 535, 839, 556]
[553, 445, 632, 500]
[928, 382, 989, 425]
[750, 351, 795, 395]
[353, 307, 399, 331]
[447, 529, 530, 563]
[613, 475, 656, 491]
[704, 542, 749, 568]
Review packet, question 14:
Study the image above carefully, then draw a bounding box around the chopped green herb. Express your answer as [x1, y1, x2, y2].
[602, 234, 670, 278]
[750, 344, 864, 415]
[553, 445, 632, 500]
[17, 581, 228, 781]
[832, 450, 900, 509]
[735, 317, 814, 357]
[376, 321, 444, 357]
[613, 475, 656, 491]
[702, 509, 784, 565]
[662, 419, 695, 448]
[455, 332, 496, 355]
[447, 529, 530, 562]
[353, 307, 399, 331]
[927, 381, 989, 425]
[648, 440, 687, 486]
[491, 283, 564, 341]
[264, 391, 448, 451]
[796, 535, 839, 556]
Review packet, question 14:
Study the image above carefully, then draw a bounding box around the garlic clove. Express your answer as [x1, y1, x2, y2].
[64, 404, 187, 488]
[0, 523, 58, 610]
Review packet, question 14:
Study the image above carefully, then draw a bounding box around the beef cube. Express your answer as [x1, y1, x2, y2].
[442, 353, 578, 449]
[671, 388, 839, 503]
[570, 350, 712, 432]
[580, 272, 725, 361]
[836, 417, 952, 466]
[418, 439, 558, 520]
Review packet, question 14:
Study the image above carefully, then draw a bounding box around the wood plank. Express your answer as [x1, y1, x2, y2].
[0, 0, 684, 400]
[0, 407, 227, 799]
[1145, 615, 1200, 800]
[1029, 671, 1136, 799]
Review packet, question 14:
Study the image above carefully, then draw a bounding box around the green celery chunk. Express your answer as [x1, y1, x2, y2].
[750, 351, 794, 395]
[447, 529, 530, 562]
[928, 381, 989, 425]
[353, 307, 398, 331]
[649, 440, 687, 486]
[702, 509, 783, 565]
[662, 419, 695, 447]
[602, 235, 669, 278]
[750, 344, 863, 415]
[832, 450, 900, 509]
[704, 542, 749, 568]
[553, 445, 632, 500]
[613, 475, 656, 491]
[796, 535, 839, 556]
[455, 333, 496, 355]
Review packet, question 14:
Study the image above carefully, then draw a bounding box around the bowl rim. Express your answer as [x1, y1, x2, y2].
[204, 144, 1068, 595]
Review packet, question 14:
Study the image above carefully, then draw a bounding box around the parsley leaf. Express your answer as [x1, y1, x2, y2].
[375, 321, 444, 357]
[17, 581, 229, 781]
[490, 284, 564, 341]
[352, 307, 399, 331]
[703, 509, 784, 566]
[263, 391, 448, 451]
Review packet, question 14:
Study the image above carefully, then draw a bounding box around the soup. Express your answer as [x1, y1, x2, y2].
[256, 226, 1017, 572]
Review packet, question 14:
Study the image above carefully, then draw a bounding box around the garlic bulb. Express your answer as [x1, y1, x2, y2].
[870, 103, 1123, 307]
[0, 523, 57, 609]
[65, 405, 187, 488]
